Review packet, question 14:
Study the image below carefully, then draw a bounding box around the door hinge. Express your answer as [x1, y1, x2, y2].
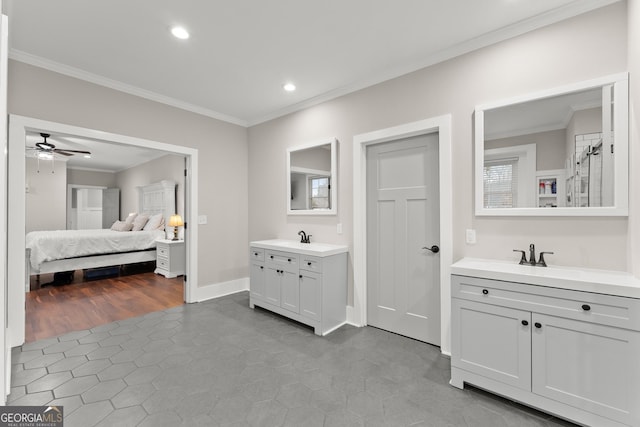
[611, 144, 614, 154]
[184, 169, 187, 176]
[184, 222, 187, 229]
[183, 275, 187, 282]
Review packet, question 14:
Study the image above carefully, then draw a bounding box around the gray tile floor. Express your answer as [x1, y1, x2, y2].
[9, 292, 578, 427]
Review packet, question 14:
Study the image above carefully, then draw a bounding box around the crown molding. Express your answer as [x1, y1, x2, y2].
[9, 0, 620, 129]
[246, 0, 621, 126]
[9, 49, 248, 127]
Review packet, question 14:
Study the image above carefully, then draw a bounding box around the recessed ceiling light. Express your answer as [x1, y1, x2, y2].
[171, 26, 190, 40]
[84, 154, 91, 159]
[283, 83, 296, 92]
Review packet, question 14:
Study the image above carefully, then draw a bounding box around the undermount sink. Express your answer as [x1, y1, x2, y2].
[250, 239, 348, 257]
[451, 257, 640, 298]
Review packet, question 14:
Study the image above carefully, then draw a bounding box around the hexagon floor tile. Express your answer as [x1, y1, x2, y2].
[8, 292, 578, 426]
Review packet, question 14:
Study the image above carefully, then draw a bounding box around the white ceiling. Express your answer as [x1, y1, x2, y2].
[5, 0, 620, 127]
[25, 132, 171, 172]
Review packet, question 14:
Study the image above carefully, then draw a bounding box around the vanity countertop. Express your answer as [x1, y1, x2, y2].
[250, 239, 348, 257]
[451, 257, 640, 299]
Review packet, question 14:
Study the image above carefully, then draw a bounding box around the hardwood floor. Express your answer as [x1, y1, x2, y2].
[26, 271, 184, 342]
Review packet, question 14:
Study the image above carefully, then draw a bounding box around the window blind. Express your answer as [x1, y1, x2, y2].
[484, 158, 518, 208]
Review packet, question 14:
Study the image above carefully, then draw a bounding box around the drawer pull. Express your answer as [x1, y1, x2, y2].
[270, 255, 274, 259]
[299, 275, 302, 279]
[521, 320, 528, 326]
[288, 258, 292, 262]
[254, 252, 258, 256]
[482, 289, 489, 295]
[308, 262, 312, 266]
[534, 322, 542, 329]
[260, 266, 263, 270]
[582, 304, 591, 311]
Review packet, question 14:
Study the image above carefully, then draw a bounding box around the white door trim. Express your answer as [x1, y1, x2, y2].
[352, 115, 453, 355]
[7, 114, 199, 349]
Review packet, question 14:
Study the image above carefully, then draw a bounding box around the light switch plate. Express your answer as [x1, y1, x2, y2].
[198, 215, 208, 225]
[337, 223, 343, 234]
[466, 229, 476, 244]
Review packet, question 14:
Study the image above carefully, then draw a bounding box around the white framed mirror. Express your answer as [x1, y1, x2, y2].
[287, 137, 337, 215]
[475, 73, 628, 216]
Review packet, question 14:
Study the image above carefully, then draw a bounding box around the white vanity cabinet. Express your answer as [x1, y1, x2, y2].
[450, 261, 640, 427]
[249, 240, 348, 336]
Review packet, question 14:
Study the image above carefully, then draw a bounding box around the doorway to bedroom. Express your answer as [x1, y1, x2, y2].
[8, 115, 199, 346]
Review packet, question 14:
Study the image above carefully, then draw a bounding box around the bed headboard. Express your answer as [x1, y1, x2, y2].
[137, 180, 177, 228]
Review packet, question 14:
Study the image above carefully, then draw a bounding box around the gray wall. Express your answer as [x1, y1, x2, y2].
[9, 61, 249, 287]
[486, 129, 566, 171]
[67, 169, 116, 188]
[248, 0, 630, 301]
[25, 157, 67, 232]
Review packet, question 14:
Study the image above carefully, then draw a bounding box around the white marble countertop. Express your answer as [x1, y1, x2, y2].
[451, 257, 640, 299]
[250, 239, 348, 257]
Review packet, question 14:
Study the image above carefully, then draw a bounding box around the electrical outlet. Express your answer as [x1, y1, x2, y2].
[466, 229, 476, 244]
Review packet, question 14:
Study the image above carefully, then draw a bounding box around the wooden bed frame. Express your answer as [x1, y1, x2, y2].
[30, 180, 177, 277]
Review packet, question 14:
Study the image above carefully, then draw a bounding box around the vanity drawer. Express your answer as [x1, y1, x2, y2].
[300, 256, 322, 273]
[452, 275, 640, 331]
[266, 250, 298, 270]
[250, 247, 264, 262]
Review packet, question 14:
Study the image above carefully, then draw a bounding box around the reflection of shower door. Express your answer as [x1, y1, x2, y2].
[578, 150, 590, 207]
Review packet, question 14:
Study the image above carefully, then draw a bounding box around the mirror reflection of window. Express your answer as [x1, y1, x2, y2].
[310, 176, 330, 209]
[483, 159, 518, 208]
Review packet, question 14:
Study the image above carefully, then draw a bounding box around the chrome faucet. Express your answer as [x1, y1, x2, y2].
[513, 243, 553, 267]
[298, 230, 311, 244]
[529, 243, 537, 266]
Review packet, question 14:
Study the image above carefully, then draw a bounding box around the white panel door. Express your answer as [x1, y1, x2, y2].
[532, 313, 640, 426]
[366, 133, 440, 344]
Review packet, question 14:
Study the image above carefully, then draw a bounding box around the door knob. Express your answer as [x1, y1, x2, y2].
[422, 245, 440, 253]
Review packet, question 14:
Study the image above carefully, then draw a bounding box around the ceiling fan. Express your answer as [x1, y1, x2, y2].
[28, 133, 92, 157]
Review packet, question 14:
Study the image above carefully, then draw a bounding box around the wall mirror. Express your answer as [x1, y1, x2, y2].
[287, 137, 337, 215]
[475, 73, 628, 216]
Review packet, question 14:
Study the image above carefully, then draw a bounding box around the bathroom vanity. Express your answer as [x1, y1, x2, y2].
[249, 239, 348, 335]
[450, 258, 640, 427]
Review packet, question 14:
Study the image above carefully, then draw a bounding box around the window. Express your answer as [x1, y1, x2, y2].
[484, 158, 518, 208]
[309, 176, 330, 209]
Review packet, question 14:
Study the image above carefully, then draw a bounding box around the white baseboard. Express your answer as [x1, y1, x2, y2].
[346, 305, 363, 327]
[193, 277, 249, 302]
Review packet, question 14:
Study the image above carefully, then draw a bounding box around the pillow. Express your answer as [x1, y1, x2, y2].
[111, 220, 133, 232]
[143, 213, 165, 231]
[124, 212, 138, 225]
[131, 214, 149, 231]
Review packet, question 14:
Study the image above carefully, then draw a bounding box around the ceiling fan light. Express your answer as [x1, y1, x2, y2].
[37, 152, 53, 160]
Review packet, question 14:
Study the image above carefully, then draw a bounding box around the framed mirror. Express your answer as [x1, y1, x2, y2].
[475, 73, 628, 216]
[287, 137, 337, 215]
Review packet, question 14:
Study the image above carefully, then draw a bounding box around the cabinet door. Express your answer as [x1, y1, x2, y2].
[300, 270, 322, 321]
[280, 270, 300, 314]
[250, 262, 266, 301]
[532, 313, 640, 426]
[265, 267, 281, 306]
[452, 299, 531, 390]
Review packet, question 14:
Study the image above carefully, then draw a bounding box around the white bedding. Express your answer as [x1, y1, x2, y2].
[26, 229, 165, 271]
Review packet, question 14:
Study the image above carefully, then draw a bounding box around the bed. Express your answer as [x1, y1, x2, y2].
[26, 180, 177, 276]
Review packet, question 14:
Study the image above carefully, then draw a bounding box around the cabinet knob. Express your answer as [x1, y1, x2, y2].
[482, 289, 489, 295]
[307, 262, 312, 266]
[534, 322, 542, 329]
[270, 255, 274, 259]
[288, 258, 292, 262]
[299, 275, 302, 279]
[254, 252, 258, 256]
[581, 304, 591, 311]
[521, 320, 528, 326]
[260, 266, 263, 270]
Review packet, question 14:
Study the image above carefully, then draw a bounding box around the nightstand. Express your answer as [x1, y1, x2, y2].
[155, 239, 185, 278]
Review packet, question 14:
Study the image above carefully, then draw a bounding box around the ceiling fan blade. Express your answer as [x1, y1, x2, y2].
[53, 150, 73, 156]
[54, 149, 91, 155]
